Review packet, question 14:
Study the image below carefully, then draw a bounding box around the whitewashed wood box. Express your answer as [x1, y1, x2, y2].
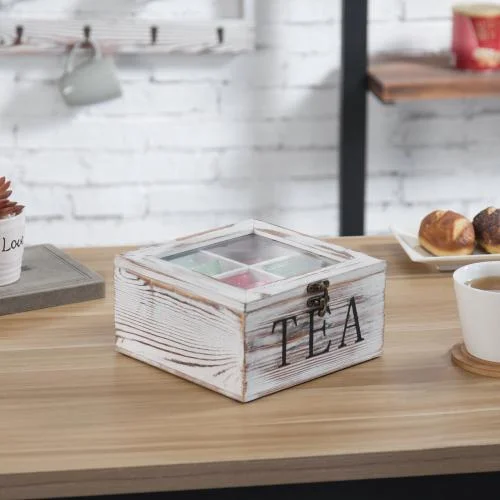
[114, 220, 387, 402]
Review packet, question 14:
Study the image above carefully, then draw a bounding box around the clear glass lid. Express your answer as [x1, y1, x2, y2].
[161, 234, 337, 289]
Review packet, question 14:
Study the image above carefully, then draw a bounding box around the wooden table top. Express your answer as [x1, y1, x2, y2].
[2, 236, 500, 499]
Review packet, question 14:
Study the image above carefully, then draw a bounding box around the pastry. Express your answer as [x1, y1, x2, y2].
[418, 210, 475, 256]
[473, 207, 500, 254]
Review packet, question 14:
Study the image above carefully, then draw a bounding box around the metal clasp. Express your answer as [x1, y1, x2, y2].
[307, 280, 329, 295]
[306, 280, 330, 317]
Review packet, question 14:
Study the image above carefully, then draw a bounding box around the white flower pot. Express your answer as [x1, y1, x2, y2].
[0, 211, 25, 286]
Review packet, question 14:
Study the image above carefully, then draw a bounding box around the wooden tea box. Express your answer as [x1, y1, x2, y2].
[114, 220, 387, 402]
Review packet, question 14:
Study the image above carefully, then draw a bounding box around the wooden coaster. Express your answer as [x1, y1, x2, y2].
[451, 342, 500, 378]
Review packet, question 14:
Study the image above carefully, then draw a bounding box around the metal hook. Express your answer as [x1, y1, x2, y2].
[150, 25, 158, 45]
[14, 25, 23, 45]
[83, 25, 91, 42]
[217, 27, 224, 45]
[80, 25, 92, 48]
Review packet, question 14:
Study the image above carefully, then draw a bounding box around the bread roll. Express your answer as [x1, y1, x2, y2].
[418, 210, 475, 256]
[473, 207, 500, 254]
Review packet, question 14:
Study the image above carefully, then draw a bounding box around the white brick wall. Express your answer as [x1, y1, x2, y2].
[1, 0, 500, 247]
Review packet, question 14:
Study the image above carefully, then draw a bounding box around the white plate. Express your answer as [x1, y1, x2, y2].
[390, 225, 500, 272]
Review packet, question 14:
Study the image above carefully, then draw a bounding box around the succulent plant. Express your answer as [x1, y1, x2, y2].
[0, 176, 24, 219]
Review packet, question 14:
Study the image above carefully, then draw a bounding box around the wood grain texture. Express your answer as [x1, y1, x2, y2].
[125, 219, 383, 306]
[3, 238, 500, 499]
[245, 269, 385, 401]
[368, 54, 500, 103]
[116, 221, 386, 402]
[114, 265, 244, 401]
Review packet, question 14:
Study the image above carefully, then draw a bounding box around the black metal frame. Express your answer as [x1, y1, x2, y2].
[339, 0, 368, 236]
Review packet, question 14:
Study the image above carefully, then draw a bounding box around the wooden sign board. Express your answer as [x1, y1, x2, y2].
[115, 220, 387, 403]
[0, 244, 105, 316]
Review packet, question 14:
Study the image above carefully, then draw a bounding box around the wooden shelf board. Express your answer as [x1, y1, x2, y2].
[368, 54, 500, 103]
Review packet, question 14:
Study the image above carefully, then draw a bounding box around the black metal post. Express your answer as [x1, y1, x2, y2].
[339, 0, 368, 236]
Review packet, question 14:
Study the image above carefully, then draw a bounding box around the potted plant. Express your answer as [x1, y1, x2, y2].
[0, 177, 25, 286]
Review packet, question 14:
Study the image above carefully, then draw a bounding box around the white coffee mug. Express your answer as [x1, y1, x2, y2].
[453, 261, 500, 362]
[0, 211, 25, 286]
[59, 41, 122, 106]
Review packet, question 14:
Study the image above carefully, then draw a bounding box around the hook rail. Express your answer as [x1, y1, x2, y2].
[0, 19, 254, 55]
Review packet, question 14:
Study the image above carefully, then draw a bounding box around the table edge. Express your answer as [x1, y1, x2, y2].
[3, 445, 500, 499]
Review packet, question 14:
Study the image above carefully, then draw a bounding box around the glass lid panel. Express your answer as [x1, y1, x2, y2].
[162, 250, 242, 277]
[160, 233, 340, 289]
[203, 234, 298, 265]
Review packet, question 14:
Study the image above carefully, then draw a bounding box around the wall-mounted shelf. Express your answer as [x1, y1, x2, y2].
[368, 54, 500, 103]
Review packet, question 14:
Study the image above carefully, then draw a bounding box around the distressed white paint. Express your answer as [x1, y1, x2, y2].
[245, 270, 385, 401]
[122, 220, 384, 304]
[114, 266, 245, 400]
[114, 220, 387, 402]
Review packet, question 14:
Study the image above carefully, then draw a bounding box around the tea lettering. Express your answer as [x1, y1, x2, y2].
[339, 297, 364, 348]
[1, 236, 23, 253]
[306, 309, 331, 359]
[273, 315, 297, 368]
[276, 296, 364, 367]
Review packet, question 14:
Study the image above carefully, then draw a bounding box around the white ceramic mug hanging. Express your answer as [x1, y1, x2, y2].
[59, 39, 122, 106]
[0, 210, 25, 286]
